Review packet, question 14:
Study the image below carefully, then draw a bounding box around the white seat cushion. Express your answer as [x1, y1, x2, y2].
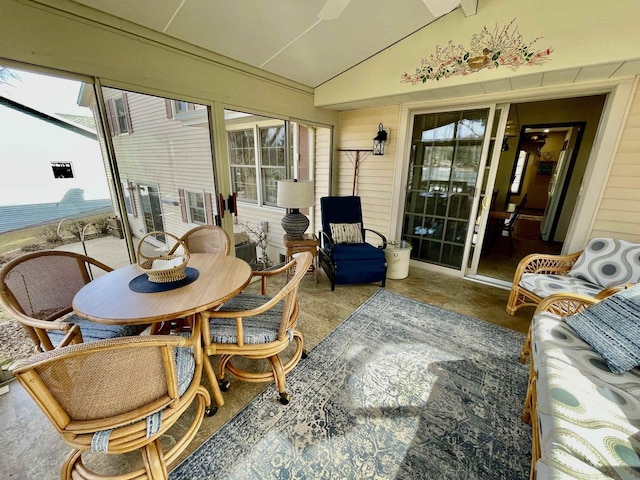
[520, 273, 602, 299]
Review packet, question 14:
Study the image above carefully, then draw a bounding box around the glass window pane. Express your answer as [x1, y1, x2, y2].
[404, 108, 489, 269]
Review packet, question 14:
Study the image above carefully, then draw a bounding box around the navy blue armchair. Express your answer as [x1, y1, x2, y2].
[319, 196, 387, 291]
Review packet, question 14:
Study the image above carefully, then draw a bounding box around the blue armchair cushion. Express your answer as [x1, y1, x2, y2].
[332, 243, 385, 262]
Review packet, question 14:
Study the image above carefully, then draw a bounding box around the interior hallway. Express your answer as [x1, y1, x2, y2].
[1, 265, 536, 478]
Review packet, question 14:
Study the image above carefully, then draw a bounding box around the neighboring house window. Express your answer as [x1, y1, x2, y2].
[260, 126, 286, 206]
[186, 190, 206, 224]
[228, 129, 258, 203]
[174, 101, 189, 114]
[165, 99, 196, 118]
[51, 162, 74, 178]
[510, 151, 528, 194]
[106, 93, 133, 135]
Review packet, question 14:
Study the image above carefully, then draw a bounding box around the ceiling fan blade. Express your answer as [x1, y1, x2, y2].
[317, 0, 351, 20]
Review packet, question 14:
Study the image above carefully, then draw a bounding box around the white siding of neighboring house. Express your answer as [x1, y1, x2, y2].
[335, 106, 400, 244]
[0, 105, 107, 206]
[592, 82, 640, 243]
[101, 89, 217, 242]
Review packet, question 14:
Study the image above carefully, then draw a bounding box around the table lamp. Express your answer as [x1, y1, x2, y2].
[277, 179, 314, 238]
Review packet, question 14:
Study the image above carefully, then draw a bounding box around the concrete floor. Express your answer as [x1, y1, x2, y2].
[0, 238, 535, 479]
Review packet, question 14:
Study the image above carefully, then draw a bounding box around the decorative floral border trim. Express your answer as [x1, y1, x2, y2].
[401, 18, 552, 84]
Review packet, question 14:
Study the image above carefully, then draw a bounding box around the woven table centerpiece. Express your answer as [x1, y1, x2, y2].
[137, 231, 190, 283]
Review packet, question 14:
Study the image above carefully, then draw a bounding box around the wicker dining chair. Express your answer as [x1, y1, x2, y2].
[201, 251, 313, 405]
[170, 225, 231, 256]
[13, 319, 211, 480]
[0, 250, 145, 352]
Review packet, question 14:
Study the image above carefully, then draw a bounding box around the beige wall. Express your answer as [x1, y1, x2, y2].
[592, 83, 640, 243]
[336, 106, 400, 242]
[315, 0, 640, 107]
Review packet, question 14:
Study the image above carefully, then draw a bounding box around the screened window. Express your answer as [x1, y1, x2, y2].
[259, 126, 286, 206]
[228, 129, 257, 202]
[186, 190, 206, 224]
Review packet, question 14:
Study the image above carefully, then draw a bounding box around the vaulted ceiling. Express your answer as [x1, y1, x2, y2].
[69, 0, 477, 88]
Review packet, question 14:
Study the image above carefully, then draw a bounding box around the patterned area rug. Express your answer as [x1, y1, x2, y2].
[171, 289, 531, 479]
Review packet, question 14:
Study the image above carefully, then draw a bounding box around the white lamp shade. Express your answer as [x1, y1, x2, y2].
[276, 180, 314, 208]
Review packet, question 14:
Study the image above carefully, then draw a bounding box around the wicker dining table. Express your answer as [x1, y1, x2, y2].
[72, 253, 253, 407]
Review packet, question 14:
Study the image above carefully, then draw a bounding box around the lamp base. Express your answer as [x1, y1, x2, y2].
[281, 210, 309, 238]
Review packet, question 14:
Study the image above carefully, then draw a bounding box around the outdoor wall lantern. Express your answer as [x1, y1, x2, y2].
[373, 123, 388, 155]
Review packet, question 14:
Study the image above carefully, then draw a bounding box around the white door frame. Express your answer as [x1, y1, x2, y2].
[392, 78, 637, 277]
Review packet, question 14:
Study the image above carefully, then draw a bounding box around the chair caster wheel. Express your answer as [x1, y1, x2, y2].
[219, 379, 230, 392]
[301, 350, 308, 359]
[278, 392, 290, 405]
[205, 406, 218, 417]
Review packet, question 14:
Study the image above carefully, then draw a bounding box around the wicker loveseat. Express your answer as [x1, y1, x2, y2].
[521, 288, 640, 479]
[507, 237, 640, 315]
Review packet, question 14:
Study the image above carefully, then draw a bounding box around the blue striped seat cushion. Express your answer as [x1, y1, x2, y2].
[210, 294, 285, 345]
[49, 314, 146, 347]
[565, 284, 640, 373]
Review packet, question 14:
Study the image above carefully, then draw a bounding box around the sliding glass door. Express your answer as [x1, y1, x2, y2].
[402, 108, 493, 271]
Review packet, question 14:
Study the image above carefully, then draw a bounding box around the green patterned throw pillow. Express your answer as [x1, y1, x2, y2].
[330, 223, 363, 244]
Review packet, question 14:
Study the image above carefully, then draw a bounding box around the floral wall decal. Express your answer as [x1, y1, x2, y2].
[401, 18, 552, 84]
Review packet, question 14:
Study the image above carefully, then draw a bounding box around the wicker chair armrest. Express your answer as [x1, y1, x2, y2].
[512, 250, 582, 283]
[363, 229, 387, 249]
[55, 324, 83, 348]
[248, 257, 295, 294]
[594, 282, 636, 300]
[6, 312, 73, 332]
[204, 292, 286, 320]
[534, 293, 599, 317]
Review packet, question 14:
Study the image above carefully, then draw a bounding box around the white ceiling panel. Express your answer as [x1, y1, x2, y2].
[76, 0, 186, 32]
[69, 0, 452, 87]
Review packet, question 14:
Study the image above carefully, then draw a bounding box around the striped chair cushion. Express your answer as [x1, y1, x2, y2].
[210, 294, 285, 345]
[49, 314, 147, 347]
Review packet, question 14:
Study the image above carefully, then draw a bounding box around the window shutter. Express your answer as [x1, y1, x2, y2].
[105, 99, 117, 136]
[205, 192, 214, 225]
[122, 92, 133, 133]
[178, 189, 188, 222]
[165, 99, 173, 119]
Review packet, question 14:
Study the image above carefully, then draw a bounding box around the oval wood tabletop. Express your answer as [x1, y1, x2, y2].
[73, 253, 253, 325]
